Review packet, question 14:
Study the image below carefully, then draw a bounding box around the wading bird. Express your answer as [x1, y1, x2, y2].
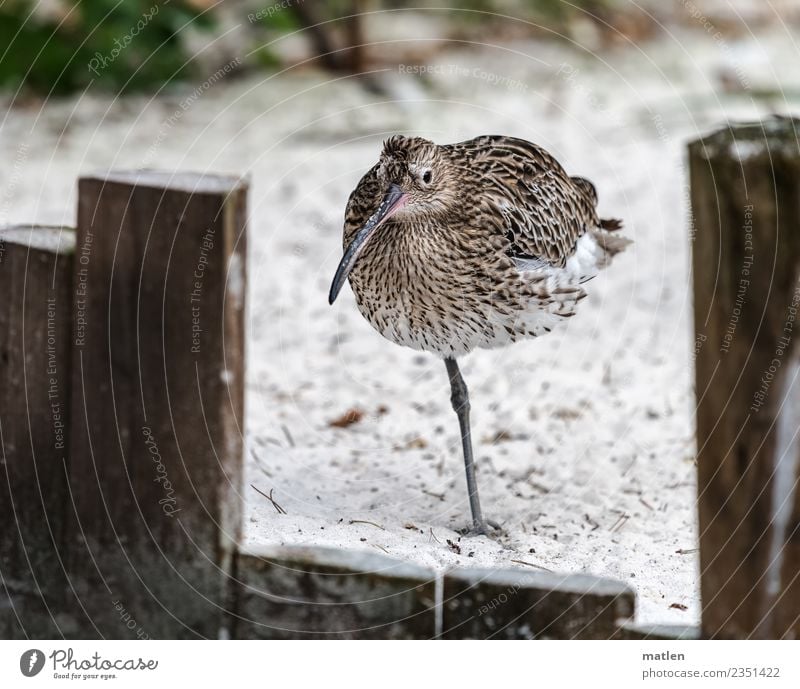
[329, 135, 629, 536]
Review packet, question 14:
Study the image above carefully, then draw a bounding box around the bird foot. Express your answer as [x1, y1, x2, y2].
[459, 518, 503, 538]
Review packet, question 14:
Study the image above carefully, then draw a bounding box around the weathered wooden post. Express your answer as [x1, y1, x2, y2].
[441, 568, 634, 639]
[69, 172, 247, 638]
[690, 117, 800, 639]
[0, 226, 76, 638]
[234, 545, 438, 639]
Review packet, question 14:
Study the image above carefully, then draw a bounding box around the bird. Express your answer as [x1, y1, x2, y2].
[328, 134, 630, 536]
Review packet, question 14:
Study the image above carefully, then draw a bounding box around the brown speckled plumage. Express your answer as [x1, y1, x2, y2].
[329, 134, 630, 535]
[341, 134, 630, 358]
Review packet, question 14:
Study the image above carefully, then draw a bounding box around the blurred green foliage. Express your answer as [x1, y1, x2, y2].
[0, 0, 626, 96]
[0, 0, 214, 95]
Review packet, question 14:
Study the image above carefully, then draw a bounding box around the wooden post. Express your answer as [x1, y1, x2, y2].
[70, 172, 247, 638]
[233, 545, 437, 639]
[690, 117, 800, 639]
[441, 567, 634, 639]
[0, 226, 76, 638]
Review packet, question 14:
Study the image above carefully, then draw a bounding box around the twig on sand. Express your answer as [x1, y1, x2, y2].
[666, 481, 692, 490]
[422, 488, 445, 501]
[428, 527, 442, 544]
[511, 559, 553, 572]
[528, 481, 551, 494]
[675, 548, 699, 555]
[609, 512, 630, 533]
[372, 544, 390, 554]
[249, 448, 274, 477]
[281, 424, 295, 447]
[349, 519, 385, 531]
[251, 484, 287, 514]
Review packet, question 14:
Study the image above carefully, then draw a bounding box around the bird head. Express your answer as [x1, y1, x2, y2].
[329, 135, 456, 304]
[374, 135, 457, 217]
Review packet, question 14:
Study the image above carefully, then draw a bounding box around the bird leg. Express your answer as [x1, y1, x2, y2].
[444, 358, 501, 537]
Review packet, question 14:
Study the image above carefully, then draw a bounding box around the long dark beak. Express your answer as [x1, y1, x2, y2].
[328, 183, 407, 305]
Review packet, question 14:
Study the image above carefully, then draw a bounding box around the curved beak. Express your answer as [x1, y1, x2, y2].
[328, 183, 407, 305]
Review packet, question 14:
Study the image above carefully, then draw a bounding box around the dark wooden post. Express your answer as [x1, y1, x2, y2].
[70, 172, 247, 638]
[233, 545, 437, 639]
[0, 225, 76, 638]
[690, 117, 800, 639]
[442, 567, 634, 639]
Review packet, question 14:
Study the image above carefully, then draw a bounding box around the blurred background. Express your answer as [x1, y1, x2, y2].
[2, 0, 799, 627]
[3, 0, 799, 96]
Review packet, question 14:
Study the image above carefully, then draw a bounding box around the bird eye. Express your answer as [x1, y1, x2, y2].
[421, 169, 432, 184]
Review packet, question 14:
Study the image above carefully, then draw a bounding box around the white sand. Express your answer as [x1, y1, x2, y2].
[3, 14, 798, 628]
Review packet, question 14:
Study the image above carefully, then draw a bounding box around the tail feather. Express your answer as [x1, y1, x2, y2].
[591, 228, 632, 258]
[571, 176, 598, 205]
[572, 174, 631, 258]
[599, 217, 623, 231]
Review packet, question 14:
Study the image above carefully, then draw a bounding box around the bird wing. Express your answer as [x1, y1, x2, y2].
[445, 135, 601, 267]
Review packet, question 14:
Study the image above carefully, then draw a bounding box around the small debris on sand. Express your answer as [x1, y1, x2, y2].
[446, 539, 461, 555]
[329, 408, 365, 428]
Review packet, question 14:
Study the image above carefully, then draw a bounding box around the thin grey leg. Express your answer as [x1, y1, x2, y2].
[444, 357, 499, 536]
